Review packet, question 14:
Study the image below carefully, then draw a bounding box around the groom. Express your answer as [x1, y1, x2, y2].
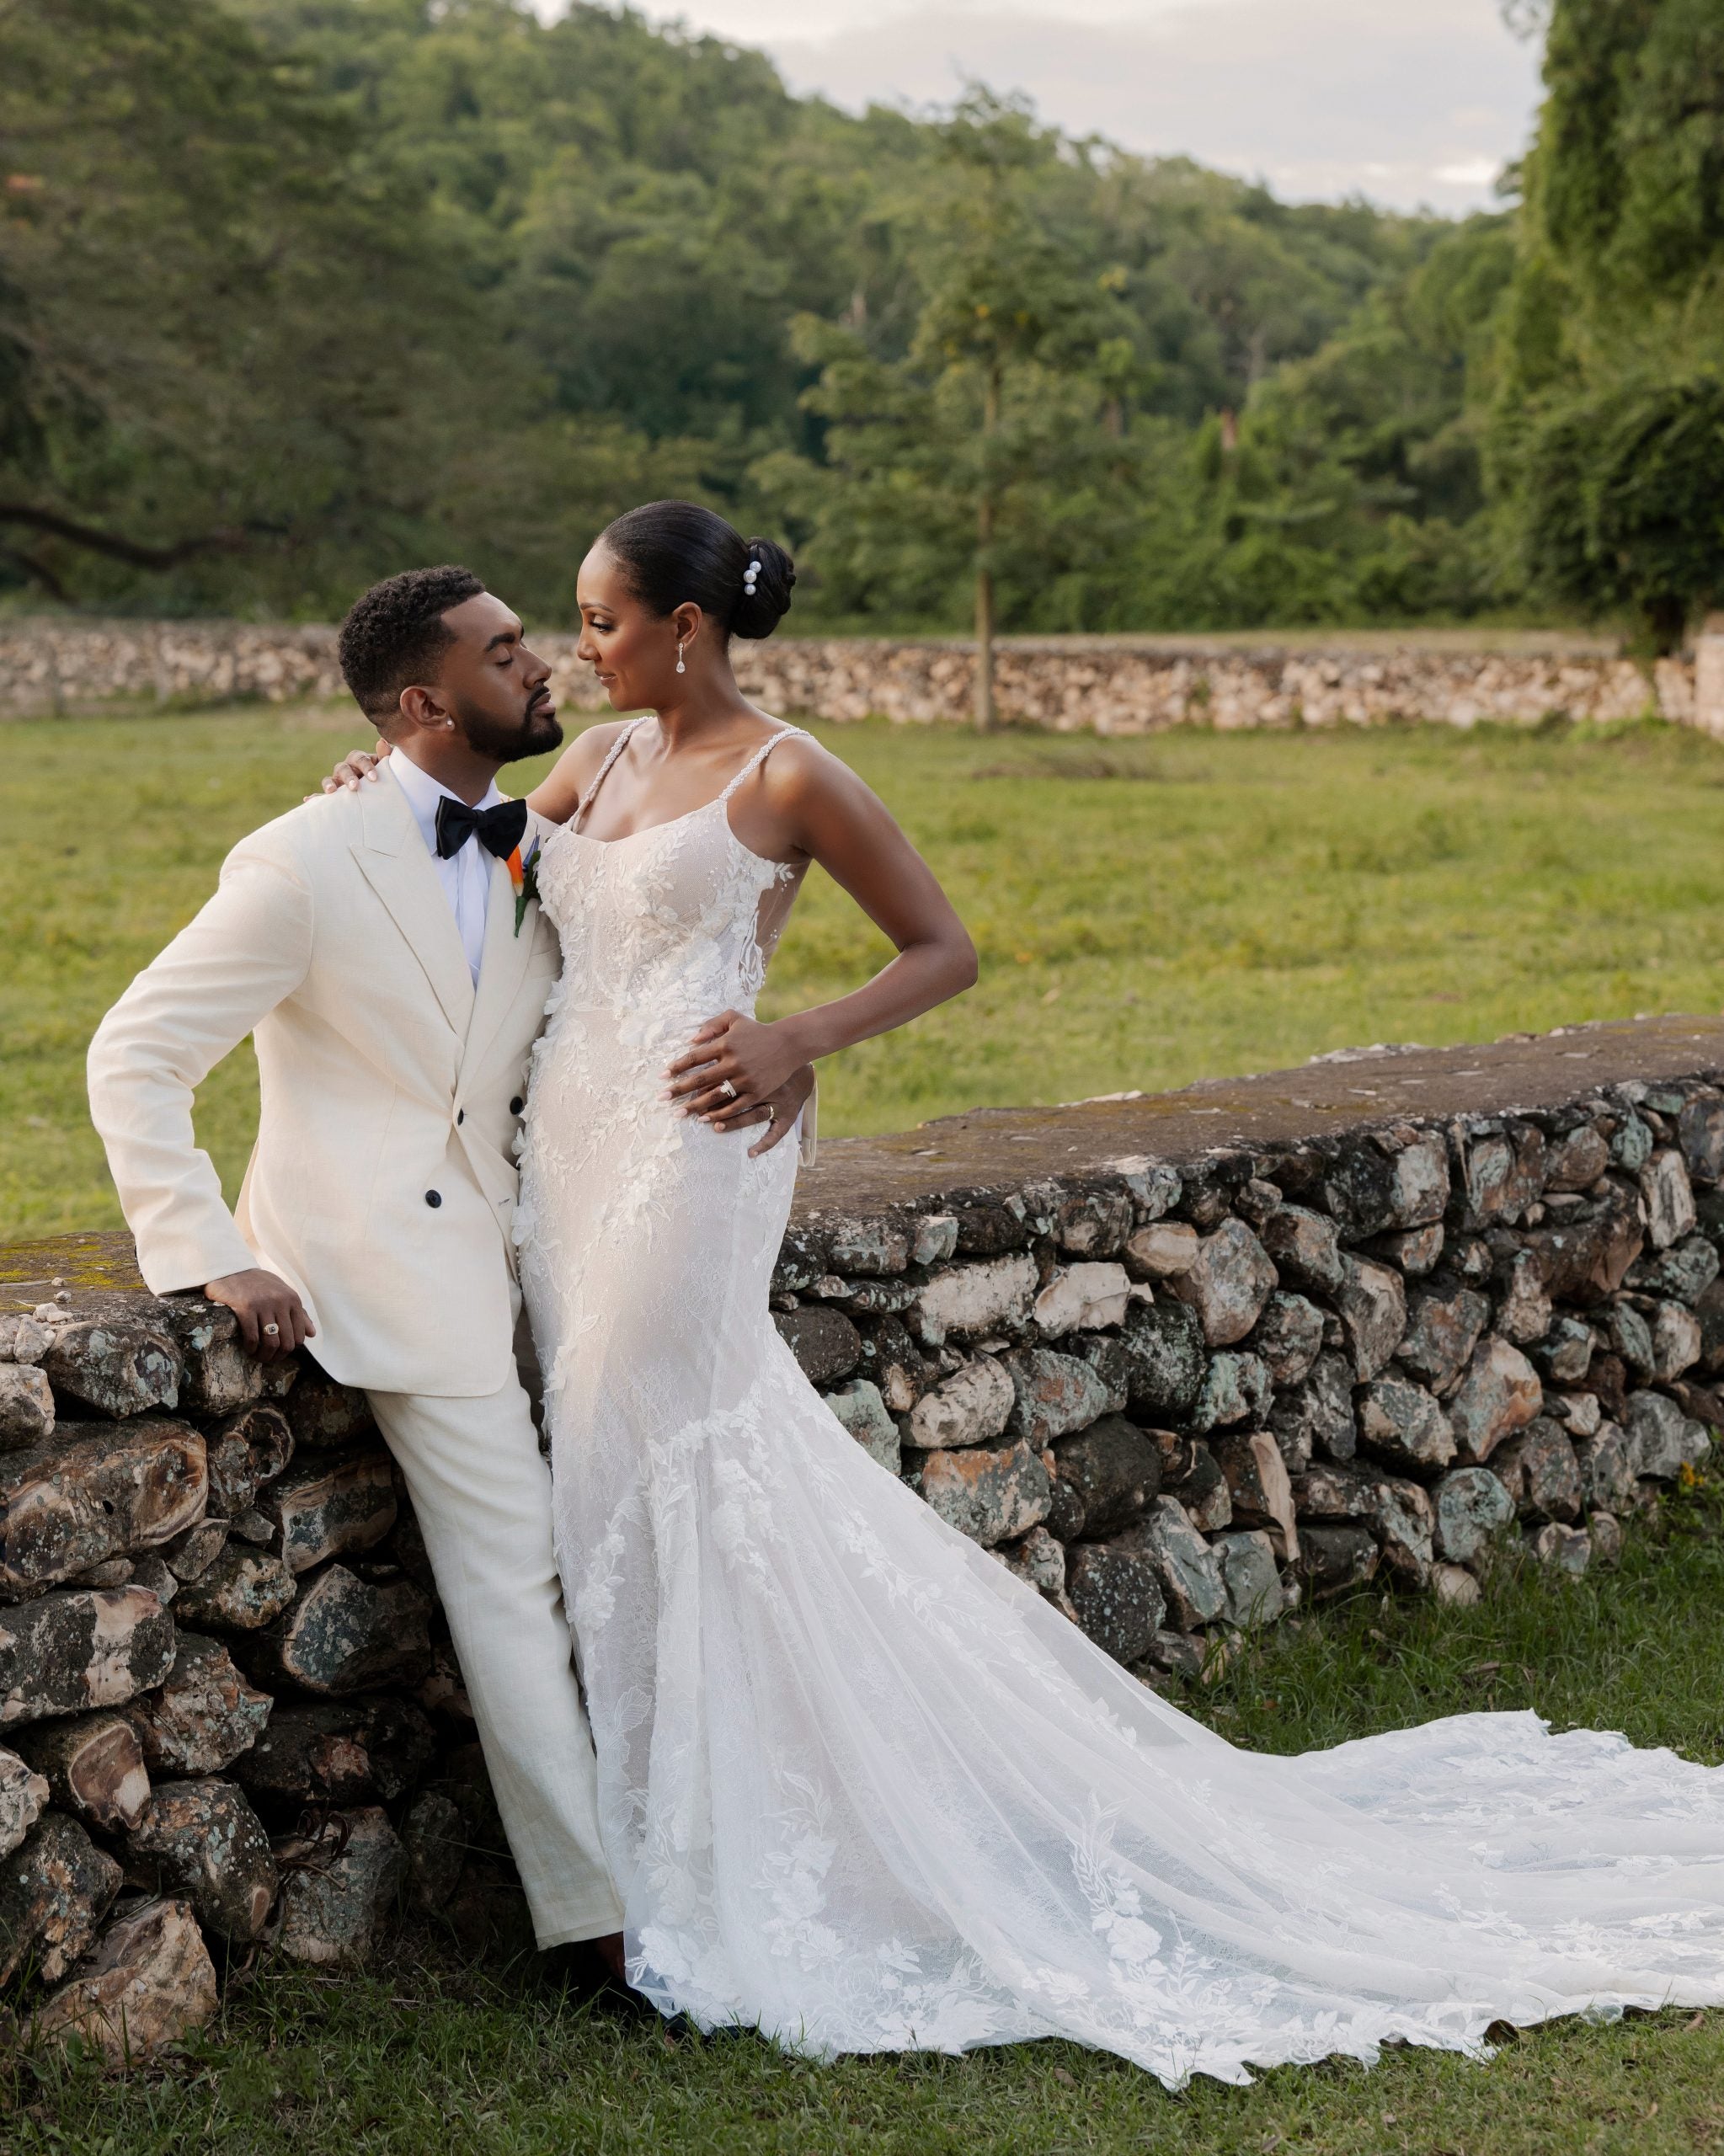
[88, 564, 813, 1963]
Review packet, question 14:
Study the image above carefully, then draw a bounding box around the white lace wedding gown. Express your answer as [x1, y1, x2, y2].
[515, 719, 1724, 2087]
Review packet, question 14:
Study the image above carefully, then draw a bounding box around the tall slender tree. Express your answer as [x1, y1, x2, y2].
[914, 99, 1145, 726]
[791, 95, 1144, 725]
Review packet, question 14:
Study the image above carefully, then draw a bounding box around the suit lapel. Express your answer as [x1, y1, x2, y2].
[351, 768, 475, 1038]
[462, 841, 540, 1080]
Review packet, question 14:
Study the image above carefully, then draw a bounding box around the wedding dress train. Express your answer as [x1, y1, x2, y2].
[515, 718, 1724, 2087]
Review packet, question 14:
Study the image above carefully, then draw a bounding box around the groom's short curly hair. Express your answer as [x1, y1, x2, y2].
[338, 565, 485, 720]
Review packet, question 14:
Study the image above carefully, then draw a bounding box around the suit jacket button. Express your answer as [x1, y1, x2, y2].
[510, 1097, 524, 1115]
[425, 1190, 442, 1209]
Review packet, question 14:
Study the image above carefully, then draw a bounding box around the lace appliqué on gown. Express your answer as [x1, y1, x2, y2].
[515, 718, 1724, 2086]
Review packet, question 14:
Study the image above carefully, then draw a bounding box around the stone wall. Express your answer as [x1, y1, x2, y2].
[5, 1016, 1724, 2056]
[7, 615, 1724, 735]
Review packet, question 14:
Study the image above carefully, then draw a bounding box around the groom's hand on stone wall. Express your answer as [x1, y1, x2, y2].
[204, 1267, 316, 1362]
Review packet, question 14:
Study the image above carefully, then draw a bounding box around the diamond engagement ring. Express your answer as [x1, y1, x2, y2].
[717, 1079, 738, 1101]
[263, 1322, 280, 1337]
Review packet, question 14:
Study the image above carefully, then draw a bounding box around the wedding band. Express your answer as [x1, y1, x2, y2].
[262, 1322, 280, 1337]
[718, 1079, 738, 1101]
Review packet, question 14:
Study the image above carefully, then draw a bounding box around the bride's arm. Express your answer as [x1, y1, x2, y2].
[316, 723, 624, 814]
[666, 740, 977, 1125]
[520, 726, 626, 823]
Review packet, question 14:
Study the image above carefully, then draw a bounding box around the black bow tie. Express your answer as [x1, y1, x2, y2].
[434, 795, 529, 862]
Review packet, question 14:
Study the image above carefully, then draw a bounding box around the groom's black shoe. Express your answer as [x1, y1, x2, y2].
[537, 1937, 652, 2018]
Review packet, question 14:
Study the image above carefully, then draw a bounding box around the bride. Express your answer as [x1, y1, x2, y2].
[330, 500, 1724, 2087]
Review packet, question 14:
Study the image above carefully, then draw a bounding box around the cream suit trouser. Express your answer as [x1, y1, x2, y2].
[366, 1376, 623, 1946]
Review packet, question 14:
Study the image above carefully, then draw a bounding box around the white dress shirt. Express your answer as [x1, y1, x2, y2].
[388, 752, 505, 985]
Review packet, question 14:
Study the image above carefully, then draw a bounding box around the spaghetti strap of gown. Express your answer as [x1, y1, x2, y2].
[570, 717, 649, 832]
[512, 745, 1724, 2085]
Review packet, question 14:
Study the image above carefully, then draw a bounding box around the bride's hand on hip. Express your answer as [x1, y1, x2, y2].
[665, 1011, 803, 1126]
[744, 1061, 816, 1155]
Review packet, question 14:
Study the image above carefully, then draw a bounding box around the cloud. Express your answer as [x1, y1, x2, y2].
[1435, 157, 1502, 187]
[614, 0, 1544, 212]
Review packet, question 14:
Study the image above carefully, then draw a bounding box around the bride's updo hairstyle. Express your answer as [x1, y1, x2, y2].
[599, 500, 795, 643]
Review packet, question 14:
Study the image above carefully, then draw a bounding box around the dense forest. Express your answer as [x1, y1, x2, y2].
[0, 0, 1719, 648]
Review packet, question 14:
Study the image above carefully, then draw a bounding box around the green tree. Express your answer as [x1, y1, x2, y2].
[1509, 371, 1724, 651]
[1121, 214, 1516, 632]
[917, 98, 1143, 728]
[785, 96, 1145, 723]
[1490, 0, 1724, 648]
[0, 0, 491, 608]
[0, 0, 1491, 627]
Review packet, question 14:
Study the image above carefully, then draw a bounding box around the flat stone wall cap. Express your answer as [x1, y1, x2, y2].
[0, 1234, 146, 1316]
[782, 1017, 1724, 1225]
[9, 1019, 1724, 1310]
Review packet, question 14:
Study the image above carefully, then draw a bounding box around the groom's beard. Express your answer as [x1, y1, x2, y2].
[459, 691, 563, 765]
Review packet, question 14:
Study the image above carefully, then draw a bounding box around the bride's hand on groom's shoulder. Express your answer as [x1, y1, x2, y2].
[665, 1012, 813, 1155]
[318, 742, 391, 795]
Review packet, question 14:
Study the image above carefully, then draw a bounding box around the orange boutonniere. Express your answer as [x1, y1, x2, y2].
[508, 835, 542, 935]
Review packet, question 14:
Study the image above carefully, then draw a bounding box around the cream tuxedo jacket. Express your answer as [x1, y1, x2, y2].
[88, 766, 562, 1397]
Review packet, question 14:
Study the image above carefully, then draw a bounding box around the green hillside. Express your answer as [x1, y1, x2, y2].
[1, 0, 1718, 644]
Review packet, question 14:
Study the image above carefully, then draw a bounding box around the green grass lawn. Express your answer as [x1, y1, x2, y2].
[5, 702, 1724, 1239]
[8, 704, 1724, 2144]
[10, 1491, 1724, 2154]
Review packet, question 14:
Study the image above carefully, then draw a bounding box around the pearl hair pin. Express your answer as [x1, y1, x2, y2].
[743, 558, 761, 596]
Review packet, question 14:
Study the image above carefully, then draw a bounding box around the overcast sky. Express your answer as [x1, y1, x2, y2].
[605, 0, 1545, 215]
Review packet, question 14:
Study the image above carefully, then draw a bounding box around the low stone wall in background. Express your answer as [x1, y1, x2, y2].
[742, 633, 1707, 735]
[5, 1017, 1724, 2057]
[6, 616, 1724, 735]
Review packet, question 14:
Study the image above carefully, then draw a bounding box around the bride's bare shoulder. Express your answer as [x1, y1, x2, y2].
[527, 720, 633, 825]
[757, 728, 871, 808]
[750, 723, 825, 775]
[742, 726, 898, 857]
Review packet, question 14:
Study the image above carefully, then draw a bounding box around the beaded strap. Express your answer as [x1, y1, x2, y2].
[571, 717, 649, 832]
[718, 725, 809, 803]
